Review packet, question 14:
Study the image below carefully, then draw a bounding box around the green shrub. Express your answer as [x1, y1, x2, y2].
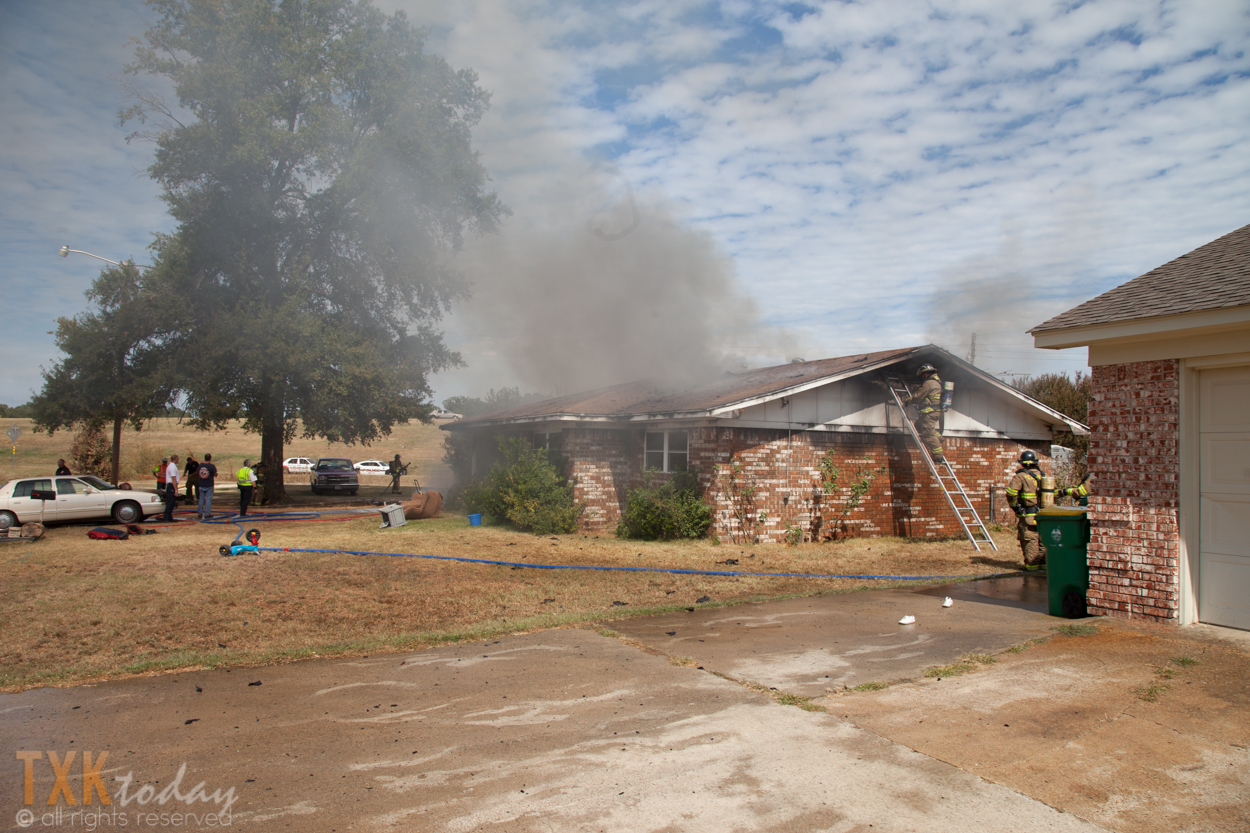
[458, 437, 582, 534]
[616, 469, 713, 540]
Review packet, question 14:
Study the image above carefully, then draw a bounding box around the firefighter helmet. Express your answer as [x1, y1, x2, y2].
[916, 363, 937, 378]
[1018, 450, 1038, 466]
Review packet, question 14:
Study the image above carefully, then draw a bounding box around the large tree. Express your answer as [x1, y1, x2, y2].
[30, 263, 175, 486]
[124, 0, 506, 501]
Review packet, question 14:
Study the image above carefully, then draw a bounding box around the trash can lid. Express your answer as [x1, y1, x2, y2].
[1037, 506, 1090, 516]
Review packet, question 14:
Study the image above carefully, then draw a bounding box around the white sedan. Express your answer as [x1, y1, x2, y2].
[0, 475, 163, 529]
[283, 457, 315, 473]
[353, 460, 391, 474]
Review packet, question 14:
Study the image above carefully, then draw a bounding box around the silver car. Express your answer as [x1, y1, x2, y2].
[0, 475, 163, 529]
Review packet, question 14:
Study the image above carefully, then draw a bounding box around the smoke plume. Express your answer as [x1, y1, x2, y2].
[453, 164, 801, 394]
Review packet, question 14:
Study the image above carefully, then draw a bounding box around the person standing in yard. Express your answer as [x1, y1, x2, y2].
[389, 454, 405, 494]
[55, 459, 71, 476]
[236, 459, 256, 517]
[905, 363, 945, 462]
[162, 455, 181, 522]
[184, 452, 200, 501]
[1005, 450, 1046, 571]
[197, 453, 218, 520]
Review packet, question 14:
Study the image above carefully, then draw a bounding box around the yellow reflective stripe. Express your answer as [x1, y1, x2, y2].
[1005, 488, 1019, 497]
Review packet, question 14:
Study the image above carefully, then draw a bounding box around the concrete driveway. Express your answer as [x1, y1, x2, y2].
[3, 577, 1246, 832]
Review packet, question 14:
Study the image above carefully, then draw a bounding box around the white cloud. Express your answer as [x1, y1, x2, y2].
[3, 0, 1247, 407]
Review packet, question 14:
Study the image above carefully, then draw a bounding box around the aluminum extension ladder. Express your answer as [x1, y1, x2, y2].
[885, 373, 998, 551]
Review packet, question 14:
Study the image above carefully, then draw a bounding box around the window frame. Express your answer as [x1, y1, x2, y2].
[644, 430, 689, 473]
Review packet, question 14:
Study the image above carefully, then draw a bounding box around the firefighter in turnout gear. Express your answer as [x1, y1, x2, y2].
[1005, 449, 1046, 570]
[1060, 473, 1090, 506]
[905, 364, 945, 462]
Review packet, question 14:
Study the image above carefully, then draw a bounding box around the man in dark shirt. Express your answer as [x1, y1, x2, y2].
[197, 453, 218, 520]
[55, 459, 71, 476]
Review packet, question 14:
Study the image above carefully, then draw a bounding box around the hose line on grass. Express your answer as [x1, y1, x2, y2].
[249, 545, 1005, 582]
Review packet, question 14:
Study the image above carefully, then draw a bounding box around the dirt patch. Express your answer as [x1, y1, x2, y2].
[826, 618, 1250, 833]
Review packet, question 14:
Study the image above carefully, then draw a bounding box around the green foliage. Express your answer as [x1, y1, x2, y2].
[720, 457, 760, 544]
[119, 0, 507, 499]
[1051, 623, 1098, 637]
[809, 452, 882, 541]
[443, 388, 547, 418]
[784, 523, 804, 546]
[459, 437, 582, 534]
[29, 262, 175, 484]
[1013, 372, 1091, 477]
[0, 403, 34, 418]
[441, 432, 475, 486]
[616, 469, 713, 541]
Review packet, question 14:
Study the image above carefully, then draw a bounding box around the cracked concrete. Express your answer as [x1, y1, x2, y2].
[2, 577, 1246, 832]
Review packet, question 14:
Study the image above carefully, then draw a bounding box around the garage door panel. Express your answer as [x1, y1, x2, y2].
[1201, 369, 1250, 431]
[1200, 435, 1250, 494]
[1198, 554, 1250, 631]
[1201, 495, 1250, 552]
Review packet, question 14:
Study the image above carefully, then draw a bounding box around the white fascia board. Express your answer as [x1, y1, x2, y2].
[1032, 305, 1250, 350]
[445, 413, 619, 430]
[706, 355, 920, 416]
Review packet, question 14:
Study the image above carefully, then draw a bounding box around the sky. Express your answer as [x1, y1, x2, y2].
[2, 0, 1249, 409]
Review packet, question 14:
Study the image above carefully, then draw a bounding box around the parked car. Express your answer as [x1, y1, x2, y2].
[310, 458, 358, 496]
[283, 457, 314, 473]
[0, 475, 163, 529]
[353, 459, 390, 474]
[430, 407, 462, 420]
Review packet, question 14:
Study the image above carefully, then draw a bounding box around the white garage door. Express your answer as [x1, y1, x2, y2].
[1199, 365, 1250, 630]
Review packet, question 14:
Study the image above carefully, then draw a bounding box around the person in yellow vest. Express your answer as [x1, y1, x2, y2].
[236, 459, 256, 517]
[1005, 450, 1046, 570]
[905, 363, 945, 462]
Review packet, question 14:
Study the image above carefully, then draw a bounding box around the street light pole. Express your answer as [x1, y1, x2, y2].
[57, 246, 150, 270]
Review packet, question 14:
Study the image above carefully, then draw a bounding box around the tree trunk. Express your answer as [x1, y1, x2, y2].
[260, 405, 287, 504]
[111, 407, 123, 486]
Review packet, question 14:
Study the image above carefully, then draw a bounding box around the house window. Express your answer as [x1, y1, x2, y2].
[645, 431, 688, 472]
[533, 431, 561, 451]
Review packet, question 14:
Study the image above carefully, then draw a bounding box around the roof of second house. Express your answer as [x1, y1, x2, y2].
[1031, 222, 1250, 334]
[445, 344, 1088, 434]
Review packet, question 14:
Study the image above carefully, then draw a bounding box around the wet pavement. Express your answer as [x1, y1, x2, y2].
[2, 578, 1246, 832]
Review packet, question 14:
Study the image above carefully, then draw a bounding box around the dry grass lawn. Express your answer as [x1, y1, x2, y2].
[0, 511, 1022, 692]
[2, 417, 1024, 692]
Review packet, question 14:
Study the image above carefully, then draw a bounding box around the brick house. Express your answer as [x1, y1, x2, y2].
[1032, 222, 1250, 629]
[442, 345, 1085, 545]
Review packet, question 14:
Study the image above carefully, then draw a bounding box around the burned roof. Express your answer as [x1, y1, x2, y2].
[446, 347, 924, 427]
[443, 344, 1085, 435]
[1032, 222, 1250, 334]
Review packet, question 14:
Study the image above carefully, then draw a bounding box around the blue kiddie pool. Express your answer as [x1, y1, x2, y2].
[467, 513, 482, 526]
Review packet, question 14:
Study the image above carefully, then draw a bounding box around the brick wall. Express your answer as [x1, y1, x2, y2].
[565, 425, 1046, 543]
[1085, 360, 1181, 622]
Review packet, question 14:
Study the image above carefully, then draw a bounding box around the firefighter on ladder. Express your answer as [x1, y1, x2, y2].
[1005, 449, 1046, 571]
[905, 363, 945, 462]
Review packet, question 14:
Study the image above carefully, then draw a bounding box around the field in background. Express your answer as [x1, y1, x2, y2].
[0, 514, 1021, 691]
[0, 417, 455, 493]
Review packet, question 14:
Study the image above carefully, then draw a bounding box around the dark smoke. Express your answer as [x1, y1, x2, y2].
[454, 165, 802, 393]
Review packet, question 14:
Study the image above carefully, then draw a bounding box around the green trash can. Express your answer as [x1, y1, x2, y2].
[1036, 506, 1091, 618]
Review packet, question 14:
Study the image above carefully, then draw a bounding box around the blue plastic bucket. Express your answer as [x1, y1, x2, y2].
[467, 513, 482, 526]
